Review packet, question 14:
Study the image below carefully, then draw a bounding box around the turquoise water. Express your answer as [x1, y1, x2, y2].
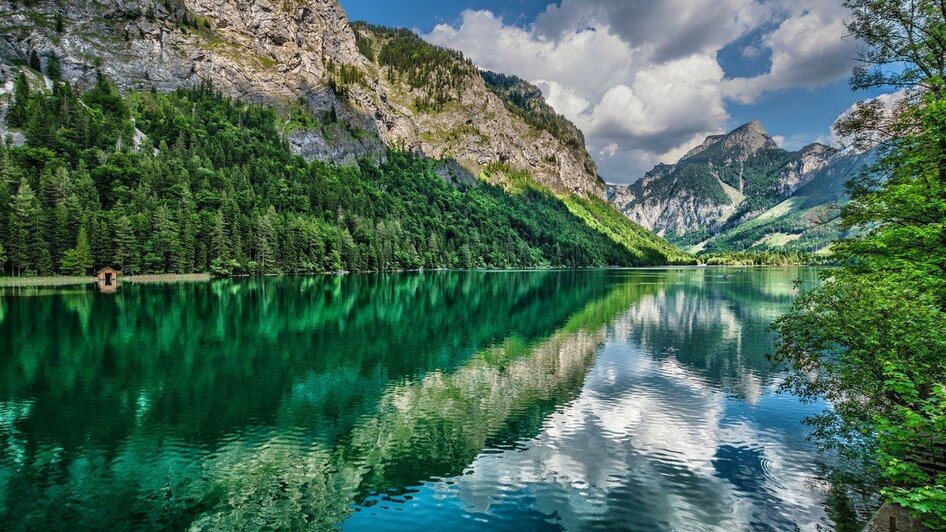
[0, 268, 835, 530]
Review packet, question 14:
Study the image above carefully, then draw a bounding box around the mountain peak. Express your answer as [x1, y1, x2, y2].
[715, 120, 779, 158]
[736, 119, 767, 134]
[680, 120, 777, 163]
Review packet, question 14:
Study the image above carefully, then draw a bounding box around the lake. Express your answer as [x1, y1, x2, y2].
[0, 268, 840, 530]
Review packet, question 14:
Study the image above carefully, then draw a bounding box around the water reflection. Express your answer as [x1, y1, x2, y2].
[0, 269, 830, 530]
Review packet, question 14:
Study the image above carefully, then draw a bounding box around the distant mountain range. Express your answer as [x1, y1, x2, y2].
[607, 121, 867, 254]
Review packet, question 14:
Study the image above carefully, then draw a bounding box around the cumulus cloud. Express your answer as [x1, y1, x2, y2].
[423, 0, 857, 182]
[724, 2, 856, 103]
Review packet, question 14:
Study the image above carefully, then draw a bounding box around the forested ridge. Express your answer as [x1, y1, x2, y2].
[351, 22, 476, 112]
[0, 69, 687, 277]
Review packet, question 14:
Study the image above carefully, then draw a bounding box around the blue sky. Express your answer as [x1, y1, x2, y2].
[340, 0, 887, 182]
[341, 0, 550, 30]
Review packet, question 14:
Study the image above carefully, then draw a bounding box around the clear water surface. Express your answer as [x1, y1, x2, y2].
[0, 268, 837, 531]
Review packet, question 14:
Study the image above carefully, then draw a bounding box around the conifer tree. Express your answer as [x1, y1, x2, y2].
[59, 227, 92, 275]
[7, 72, 30, 127]
[8, 180, 43, 276]
[28, 49, 40, 72]
[255, 207, 276, 273]
[112, 212, 138, 274]
[46, 53, 61, 83]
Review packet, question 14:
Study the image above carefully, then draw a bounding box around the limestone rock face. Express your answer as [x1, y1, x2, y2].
[0, 0, 603, 197]
[607, 121, 844, 244]
[774, 143, 835, 196]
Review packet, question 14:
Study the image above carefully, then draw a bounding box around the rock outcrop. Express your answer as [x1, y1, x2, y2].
[0, 0, 604, 197]
[608, 121, 848, 250]
[774, 142, 835, 196]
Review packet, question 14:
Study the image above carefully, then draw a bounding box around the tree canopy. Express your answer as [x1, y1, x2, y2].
[773, 1, 946, 527]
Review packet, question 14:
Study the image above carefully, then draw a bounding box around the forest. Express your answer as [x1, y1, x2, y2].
[698, 251, 825, 266]
[0, 69, 685, 278]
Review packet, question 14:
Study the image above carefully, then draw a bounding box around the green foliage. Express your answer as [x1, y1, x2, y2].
[7, 72, 30, 128]
[325, 60, 366, 99]
[843, 0, 946, 94]
[353, 27, 375, 61]
[627, 162, 730, 210]
[699, 251, 824, 266]
[28, 49, 40, 71]
[772, 90, 946, 528]
[561, 193, 694, 265]
[352, 22, 476, 111]
[0, 79, 682, 277]
[46, 53, 61, 82]
[59, 227, 92, 275]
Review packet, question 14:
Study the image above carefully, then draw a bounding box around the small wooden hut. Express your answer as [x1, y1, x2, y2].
[96, 267, 121, 286]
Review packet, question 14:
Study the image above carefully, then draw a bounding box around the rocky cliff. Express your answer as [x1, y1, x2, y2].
[0, 0, 603, 197]
[608, 121, 857, 252]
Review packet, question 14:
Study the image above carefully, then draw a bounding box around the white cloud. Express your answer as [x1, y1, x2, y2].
[423, 1, 856, 182]
[829, 89, 910, 149]
[724, 3, 856, 104]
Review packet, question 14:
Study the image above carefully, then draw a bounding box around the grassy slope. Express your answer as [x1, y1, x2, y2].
[562, 194, 694, 265]
[348, 24, 692, 265]
[696, 196, 841, 254]
[482, 165, 694, 265]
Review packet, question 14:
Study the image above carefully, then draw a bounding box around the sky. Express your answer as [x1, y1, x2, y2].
[339, 0, 888, 183]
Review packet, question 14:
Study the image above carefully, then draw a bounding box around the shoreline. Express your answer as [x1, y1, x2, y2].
[0, 265, 822, 289]
[0, 273, 212, 288]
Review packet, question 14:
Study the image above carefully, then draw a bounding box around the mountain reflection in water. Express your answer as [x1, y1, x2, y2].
[0, 268, 832, 531]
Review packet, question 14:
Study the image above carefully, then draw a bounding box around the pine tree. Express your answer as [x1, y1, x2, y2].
[113, 213, 137, 274]
[255, 207, 276, 273]
[0, 148, 13, 245]
[0, 242, 5, 276]
[88, 212, 111, 269]
[174, 190, 196, 273]
[25, 98, 55, 148]
[7, 72, 30, 127]
[211, 211, 229, 261]
[46, 53, 61, 83]
[8, 180, 43, 276]
[72, 163, 98, 210]
[151, 205, 179, 272]
[28, 49, 41, 72]
[60, 227, 92, 275]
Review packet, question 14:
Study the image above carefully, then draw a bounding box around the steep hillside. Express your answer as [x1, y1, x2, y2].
[0, 0, 603, 197]
[479, 70, 599, 180]
[696, 153, 866, 254]
[608, 121, 862, 253]
[0, 0, 692, 273]
[347, 23, 604, 196]
[0, 79, 688, 277]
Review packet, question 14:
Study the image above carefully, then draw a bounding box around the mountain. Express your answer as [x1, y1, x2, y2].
[607, 121, 865, 254]
[0, 0, 692, 275]
[0, 0, 603, 198]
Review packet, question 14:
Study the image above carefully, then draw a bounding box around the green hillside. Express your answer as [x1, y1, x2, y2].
[0, 70, 691, 277]
[696, 153, 865, 254]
